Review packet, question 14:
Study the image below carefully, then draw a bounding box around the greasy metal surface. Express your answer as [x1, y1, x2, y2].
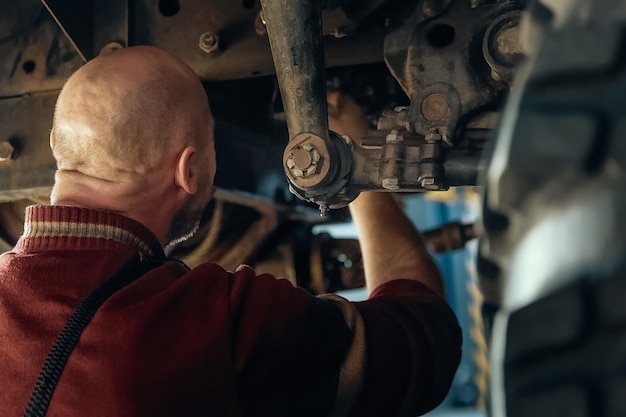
[133, 0, 385, 81]
[259, 0, 329, 141]
[0, 91, 58, 201]
[260, 0, 364, 213]
[0, 3, 82, 97]
[0, 0, 385, 98]
[483, 11, 523, 83]
[285, 129, 482, 211]
[0, 0, 492, 204]
[284, 134, 333, 190]
[444, 148, 483, 186]
[351, 129, 482, 192]
[384, 0, 524, 141]
[287, 131, 356, 214]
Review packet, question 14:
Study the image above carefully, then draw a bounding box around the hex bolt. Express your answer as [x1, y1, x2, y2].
[421, 177, 439, 190]
[0, 141, 17, 162]
[318, 202, 328, 217]
[385, 129, 404, 144]
[286, 143, 320, 178]
[425, 128, 443, 142]
[98, 42, 124, 56]
[382, 177, 400, 190]
[199, 32, 220, 54]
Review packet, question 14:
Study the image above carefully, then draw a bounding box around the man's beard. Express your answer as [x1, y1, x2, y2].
[165, 200, 205, 251]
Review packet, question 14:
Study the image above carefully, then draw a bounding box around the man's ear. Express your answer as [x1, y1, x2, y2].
[49, 128, 55, 150]
[175, 145, 198, 195]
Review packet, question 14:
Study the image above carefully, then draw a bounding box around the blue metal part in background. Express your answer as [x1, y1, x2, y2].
[403, 190, 485, 415]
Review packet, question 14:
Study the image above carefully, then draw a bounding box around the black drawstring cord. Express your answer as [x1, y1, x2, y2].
[24, 255, 163, 417]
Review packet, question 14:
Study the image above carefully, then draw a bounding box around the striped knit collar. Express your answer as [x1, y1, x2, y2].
[15, 205, 165, 258]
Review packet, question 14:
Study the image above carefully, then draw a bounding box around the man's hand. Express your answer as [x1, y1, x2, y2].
[328, 91, 445, 297]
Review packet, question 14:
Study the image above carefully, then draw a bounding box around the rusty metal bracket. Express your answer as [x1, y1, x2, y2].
[384, 0, 524, 142]
[0, 91, 59, 202]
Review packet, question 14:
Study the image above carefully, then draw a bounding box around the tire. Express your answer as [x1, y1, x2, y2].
[480, 1, 626, 416]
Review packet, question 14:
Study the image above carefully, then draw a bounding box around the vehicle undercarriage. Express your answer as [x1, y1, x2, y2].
[1, 0, 625, 415]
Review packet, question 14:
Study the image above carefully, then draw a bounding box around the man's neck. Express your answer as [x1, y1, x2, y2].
[51, 170, 177, 247]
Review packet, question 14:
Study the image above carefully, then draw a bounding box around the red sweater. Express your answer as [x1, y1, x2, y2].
[0, 206, 461, 417]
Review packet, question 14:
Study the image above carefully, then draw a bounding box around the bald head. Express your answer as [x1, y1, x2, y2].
[50, 46, 217, 245]
[52, 46, 213, 182]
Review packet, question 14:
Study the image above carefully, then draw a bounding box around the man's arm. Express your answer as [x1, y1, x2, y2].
[327, 91, 444, 297]
[349, 193, 444, 297]
[227, 93, 460, 417]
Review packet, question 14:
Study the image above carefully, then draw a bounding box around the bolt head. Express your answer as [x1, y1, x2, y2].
[385, 129, 403, 144]
[99, 42, 124, 55]
[199, 32, 219, 54]
[0, 141, 16, 162]
[421, 177, 439, 190]
[291, 147, 313, 170]
[382, 177, 400, 190]
[425, 129, 443, 142]
[287, 144, 321, 178]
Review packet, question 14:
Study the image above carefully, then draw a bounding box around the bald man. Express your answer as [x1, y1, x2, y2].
[51, 46, 216, 248]
[0, 46, 461, 417]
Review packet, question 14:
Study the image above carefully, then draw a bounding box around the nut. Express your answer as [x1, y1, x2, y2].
[199, 32, 220, 54]
[318, 202, 329, 217]
[382, 177, 400, 190]
[0, 141, 17, 162]
[421, 177, 439, 190]
[291, 168, 305, 177]
[98, 42, 124, 56]
[287, 143, 321, 178]
[425, 129, 443, 142]
[385, 129, 404, 144]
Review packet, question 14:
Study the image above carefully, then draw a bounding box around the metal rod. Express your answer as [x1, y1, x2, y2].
[259, 0, 330, 142]
[444, 148, 483, 186]
[423, 222, 477, 253]
[41, 0, 88, 63]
